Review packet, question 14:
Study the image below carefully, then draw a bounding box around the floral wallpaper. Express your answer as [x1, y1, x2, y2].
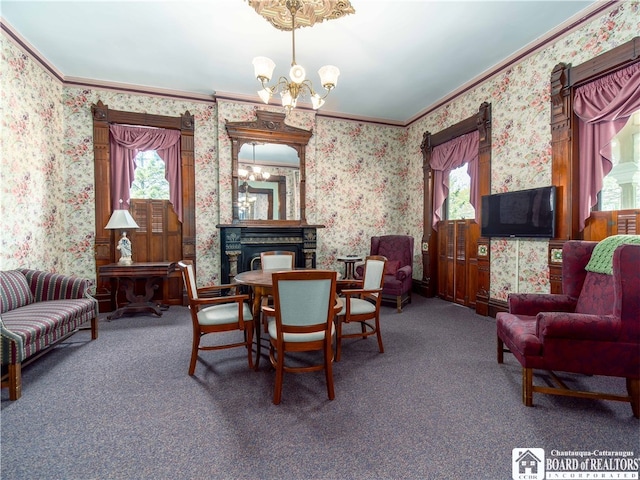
[408, 1, 639, 301]
[1, 1, 638, 304]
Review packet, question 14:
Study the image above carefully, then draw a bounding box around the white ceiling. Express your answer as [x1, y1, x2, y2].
[1, 0, 601, 124]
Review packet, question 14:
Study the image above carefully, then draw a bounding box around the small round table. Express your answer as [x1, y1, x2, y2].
[337, 255, 363, 280]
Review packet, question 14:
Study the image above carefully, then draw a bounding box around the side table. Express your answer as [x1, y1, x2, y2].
[98, 262, 176, 320]
[337, 255, 363, 280]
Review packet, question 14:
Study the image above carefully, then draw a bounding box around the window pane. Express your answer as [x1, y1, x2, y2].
[130, 151, 170, 200]
[599, 110, 640, 211]
[447, 164, 475, 220]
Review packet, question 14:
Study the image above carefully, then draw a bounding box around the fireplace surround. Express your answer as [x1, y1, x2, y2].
[217, 224, 323, 283]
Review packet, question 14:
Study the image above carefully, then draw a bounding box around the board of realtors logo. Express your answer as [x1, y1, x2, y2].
[512, 448, 639, 479]
[513, 448, 545, 480]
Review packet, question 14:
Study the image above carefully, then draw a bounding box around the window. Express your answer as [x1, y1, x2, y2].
[598, 110, 640, 211]
[130, 150, 170, 200]
[447, 164, 475, 220]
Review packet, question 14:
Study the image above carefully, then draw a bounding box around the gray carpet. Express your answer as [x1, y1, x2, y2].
[1, 296, 638, 480]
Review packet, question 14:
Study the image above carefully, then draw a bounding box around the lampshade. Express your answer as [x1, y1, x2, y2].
[318, 65, 340, 89]
[311, 93, 325, 110]
[257, 88, 272, 104]
[253, 56, 276, 82]
[105, 210, 139, 230]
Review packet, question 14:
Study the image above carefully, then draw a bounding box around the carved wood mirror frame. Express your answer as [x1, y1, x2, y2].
[225, 110, 313, 225]
[420, 102, 492, 314]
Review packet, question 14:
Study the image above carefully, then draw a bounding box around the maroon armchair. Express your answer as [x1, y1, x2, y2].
[496, 238, 640, 418]
[356, 235, 414, 312]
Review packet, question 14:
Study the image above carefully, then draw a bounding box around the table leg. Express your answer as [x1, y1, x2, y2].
[108, 276, 164, 320]
[251, 285, 271, 370]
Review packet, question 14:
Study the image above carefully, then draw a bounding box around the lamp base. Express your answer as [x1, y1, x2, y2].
[118, 256, 133, 265]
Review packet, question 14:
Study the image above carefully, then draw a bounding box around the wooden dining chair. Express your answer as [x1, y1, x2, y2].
[176, 260, 255, 375]
[262, 269, 342, 405]
[335, 255, 387, 361]
[257, 250, 296, 333]
[260, 250, 295, 270]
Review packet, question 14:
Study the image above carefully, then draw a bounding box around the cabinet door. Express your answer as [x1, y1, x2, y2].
[437, 219, 479, 307]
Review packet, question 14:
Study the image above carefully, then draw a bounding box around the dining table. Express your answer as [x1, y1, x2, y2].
[233, 268, 283, 320]
[233, 268, 344, 367]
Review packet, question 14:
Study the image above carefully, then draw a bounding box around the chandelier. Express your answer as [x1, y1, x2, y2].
[238, 142, 270, 182]
[238, 185, 257, 215]
[251, 0, 352, 112]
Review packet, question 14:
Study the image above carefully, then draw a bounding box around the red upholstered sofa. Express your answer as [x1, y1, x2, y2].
[1, 269, 98, 400]
[356, 235, 414, 312]
[496, 238, 640, 417]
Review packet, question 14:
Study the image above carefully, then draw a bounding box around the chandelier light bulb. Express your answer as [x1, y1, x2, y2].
[289, 64, 306, 84]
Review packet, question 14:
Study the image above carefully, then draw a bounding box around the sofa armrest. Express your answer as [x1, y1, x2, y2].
[1, 316, 25, 365]
[537, 312, 620, 342]
[395, 265, 412, 281]
[508, 293, 577, 316]
[20, 269, 92, 302]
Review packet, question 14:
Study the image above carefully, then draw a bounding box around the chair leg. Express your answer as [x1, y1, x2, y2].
[189, 332, 200, 376]
[522, 367, 533, 407]
[396, 296, 402, 313]
[273, 347, 284, 405]
[245, 323, 255, 370]
[335, 318, 343, 362]
[497, 336, 504, 364]
[375, 315, 384, 354]
[325, 341, 335, 401]
[627, 378, 639, 419]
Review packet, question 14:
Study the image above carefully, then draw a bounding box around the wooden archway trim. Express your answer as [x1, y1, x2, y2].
[91, 100, 195, 310]
[548, 36, 639, 293]
[420, 102, 492, 315]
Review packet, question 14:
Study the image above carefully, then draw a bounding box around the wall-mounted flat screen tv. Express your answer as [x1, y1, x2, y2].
[481, 186, 556, 238]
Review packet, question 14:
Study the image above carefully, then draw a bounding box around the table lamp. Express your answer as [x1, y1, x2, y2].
[105, 209, 140, 265]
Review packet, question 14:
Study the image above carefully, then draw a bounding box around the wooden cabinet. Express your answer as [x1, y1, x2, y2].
[437, 219, 479, 308]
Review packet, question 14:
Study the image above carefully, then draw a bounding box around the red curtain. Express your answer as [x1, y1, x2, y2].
[109, 125, 182, 222]
[429, 130, 479, 229]
[573, 62, 640, 230]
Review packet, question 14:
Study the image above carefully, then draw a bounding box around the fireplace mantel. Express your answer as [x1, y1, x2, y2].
[217, 224, 324, 283]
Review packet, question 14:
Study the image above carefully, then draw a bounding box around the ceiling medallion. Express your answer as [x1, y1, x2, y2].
[247, 0, 355, 31]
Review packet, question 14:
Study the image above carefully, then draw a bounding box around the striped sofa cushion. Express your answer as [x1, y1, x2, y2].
[0, 270, 34, 314]
[1, 299, 97, 363]
[19, 269, 90, 302]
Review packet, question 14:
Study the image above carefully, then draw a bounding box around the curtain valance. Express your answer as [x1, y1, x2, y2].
[109, 124, 182, 222]
[573, 62, 640, 230]
[429, 130, 479, 229]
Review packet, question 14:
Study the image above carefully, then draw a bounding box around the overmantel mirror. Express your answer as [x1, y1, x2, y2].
[226, 110, 313, 224]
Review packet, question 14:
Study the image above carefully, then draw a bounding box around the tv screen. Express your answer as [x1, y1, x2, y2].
[481, 186, 556, 238]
